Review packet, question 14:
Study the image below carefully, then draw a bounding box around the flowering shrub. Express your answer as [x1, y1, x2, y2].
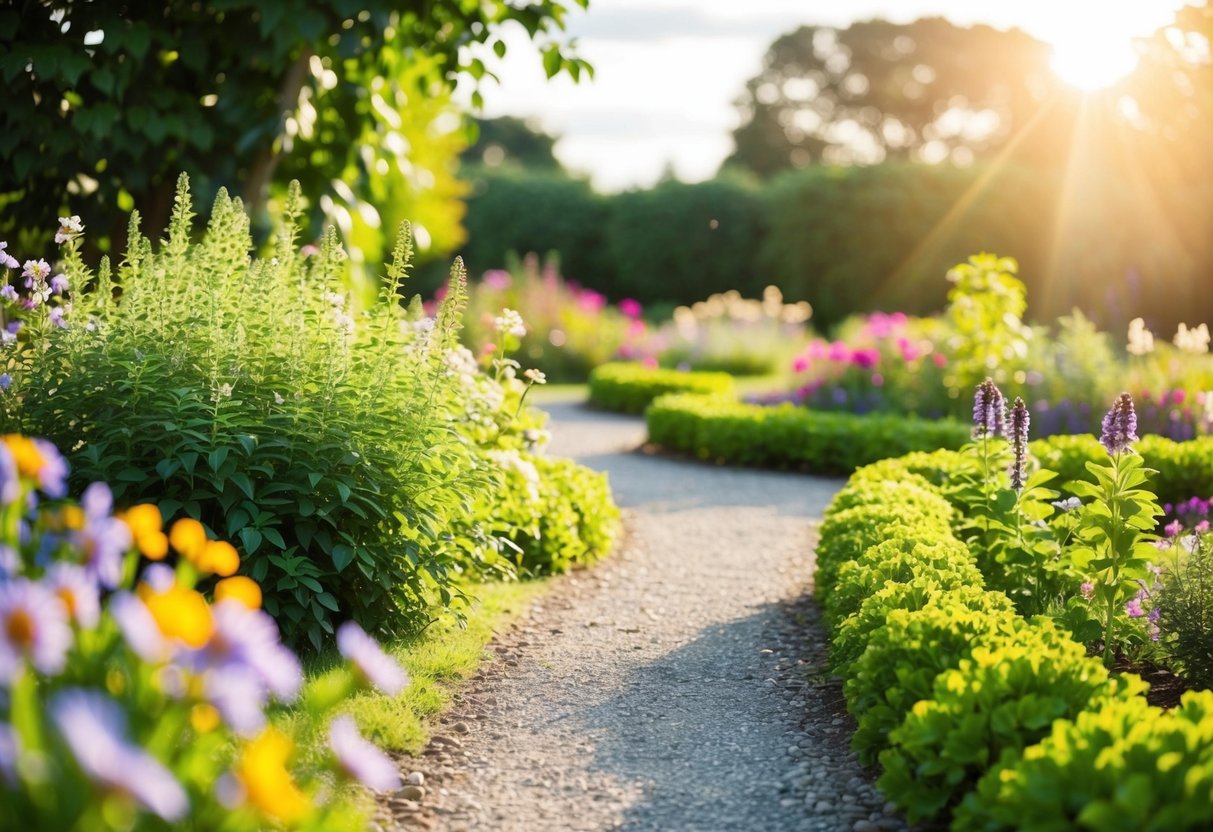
[0, 433, 406, 830]
[0, 177, 609, 649]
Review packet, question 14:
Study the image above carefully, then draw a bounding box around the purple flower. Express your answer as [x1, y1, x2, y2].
[1148, 606, 1161, 623]
[49, 274, 69, 295]
[188, 600, 302, 701]
[972, 378, 1006, 439]
[329, 714, 401, 792]
[1008, 397, 1030, 491]
[48, 307, 67, 329]
[47, 564, 101, 629]
[73, 482, 131, 589]
[0, 286, 16, 303]
[0, 578, 73, 683]
[337, 621, 408, 695]
[20, 260, 49, 284]
[50, 689, 189, 821]
[110, 592, 172, 663]
[0, 242, 18, 271]
[31, 439, 68, 498]
[0, 374, 10, 392]
[1125, 597, 1145, 618]
[1165, 520, 1183, 538]
[1100, 392, 1138, 455]
[1080, 581, 1095, 600]
[0, 444, 18, 506]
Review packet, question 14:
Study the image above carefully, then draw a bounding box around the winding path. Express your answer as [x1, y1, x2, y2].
[390, 399, 905, 832]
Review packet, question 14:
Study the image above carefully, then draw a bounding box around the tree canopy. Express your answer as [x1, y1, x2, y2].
[0, 0, 590, 251]
[724, 18, 1057, 177]
[463, 116, 563, 170]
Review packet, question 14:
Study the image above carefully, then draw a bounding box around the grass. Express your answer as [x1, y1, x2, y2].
[280, 579, 546, 761]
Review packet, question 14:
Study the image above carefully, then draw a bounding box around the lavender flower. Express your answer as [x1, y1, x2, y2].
[1099, 392, 1138, 455]
[48, 306, 66, 329]
[47, 564, 101, 629]
[50, 689, 189, 821]
[328, 714, 401, 792]
[1008, 397, 1030, 491]
[0, 242, 18, 271]
[49, 274, 69, 295]
[1052, 497, 1081, 512]
[0, 286, 16, 303]
[1124, 597, 1145, 618]
[0, 578, 73, 683]
[337, 621, 408, 695]
[110, 592, 172, 663]
[73, 482, 132, 589]
[972, 378, 1006, 439]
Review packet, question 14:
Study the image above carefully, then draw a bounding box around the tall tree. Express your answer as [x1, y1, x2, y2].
[0, 1, 591, 249]
[724, 18, 1057, 177]
[463, 116, 563, 170]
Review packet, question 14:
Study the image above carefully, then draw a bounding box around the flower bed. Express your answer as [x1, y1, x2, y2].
[587, 362, 735, 414]
[817, 384, 1213, 829]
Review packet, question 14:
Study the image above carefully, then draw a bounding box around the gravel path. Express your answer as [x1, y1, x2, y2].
[383, 400, 906, 832]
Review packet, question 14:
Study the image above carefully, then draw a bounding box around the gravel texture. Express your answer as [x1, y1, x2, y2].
[379, 400, 906, 832]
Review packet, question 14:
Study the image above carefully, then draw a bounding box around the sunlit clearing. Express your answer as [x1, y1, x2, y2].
[1050, 31, 1140, 90]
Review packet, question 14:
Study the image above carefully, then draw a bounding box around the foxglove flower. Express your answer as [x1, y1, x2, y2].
[50, 689, 188, 821]
[328, 715, 401, 792]
[337, 621, 408, 695]
[1099, 392, 1138, 455]
[1008, 397, 1030, 491]
[972, 378, 1006, 439]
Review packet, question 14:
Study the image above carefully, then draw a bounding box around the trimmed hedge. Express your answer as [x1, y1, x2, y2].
[1031, 433, 1213, 507]
[645, 393, 969, 474]
[818, 449, 1213, 829]
[587, 363, 735, 414]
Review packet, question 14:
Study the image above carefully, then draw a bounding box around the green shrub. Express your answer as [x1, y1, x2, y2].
[879, 619, 1143, 823]
[478, 451, 620, 575]
[845, 597, 1023, 764]
[815, 509, 954, 600]
[1156, 535, 1213, 690]
[588, 363, 735, 414]
[954, 691, 1213, 832]
[645, 394, 970, 473]
[605, 177, 768, 305]
[1031, 433, 1213, 507]
[4, 179, 500, 648]
[826, 535, 981, 629]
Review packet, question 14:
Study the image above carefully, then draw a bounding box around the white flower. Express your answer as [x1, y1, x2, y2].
[1174, 322, 1210, 354]
[493, 308, 527, 338]
[273, 392, 285, 405]
[1051, 497, 1082, 513]
[1126, 317, 1154, 356]
[54, 215, 84, 245]
[523, 368, 547, 385]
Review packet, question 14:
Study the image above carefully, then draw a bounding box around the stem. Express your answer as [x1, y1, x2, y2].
[1103, 451, 1123, 665]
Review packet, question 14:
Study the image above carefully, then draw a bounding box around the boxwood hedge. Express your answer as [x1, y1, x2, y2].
[587, 363, 735, 414]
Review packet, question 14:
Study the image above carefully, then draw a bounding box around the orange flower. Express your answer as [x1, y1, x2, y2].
[198, 540, 239, 577]
[168, 518, 207, 562]
[121, 504, 168, 560]
[214, 576, 262, 610]
[234, 729, 312, 822]
[138, 582, 214, 649]
[3, 435, 44, 479]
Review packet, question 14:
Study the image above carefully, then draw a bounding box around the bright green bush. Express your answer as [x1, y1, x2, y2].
[845, 596, 1023, 764]
[588, 363, 735, 414]
[478, 451, 620, 575]
[1030, 433, 1213, 506]
[2, 178, 513, 648]
[645, 394, 970, 473]
[879, 619, 1143, 823]
[825, 535, 982, 629]
[814, 510, 954, 600]
[954, 692, 1213, 832]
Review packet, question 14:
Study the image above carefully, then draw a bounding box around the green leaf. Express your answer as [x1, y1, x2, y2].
[239, 527, 263, 555]
[332, 544, 355, 572]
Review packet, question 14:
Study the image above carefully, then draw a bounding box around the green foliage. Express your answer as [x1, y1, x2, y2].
[3, 179, 498, 649]
[944, 255, 1033, 395]
[1, 1, 590, 250]
[462, 117, 562, 171]
[645, 393, 970, 472]
[845, 598, 1023, 764]
[879, 620, 1142, 823]
[605, 178, 767, 305]
[1033, 433, 1213, 507]
[476, 452, 620, 575]
[589, 364, 735, 414]
[1156, 536, 1213, 690]
[954, 692, 1213, 832]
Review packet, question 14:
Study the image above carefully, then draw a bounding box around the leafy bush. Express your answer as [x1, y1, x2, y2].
[646, 393, 969, 473]
[814, 510, 954, 600]
[844, 598, 1024, 764]
[0, 434, 402, 830]
[1156, 534, 1213, 689]
[954, 692, 1213, 832]
[476, 451, 619, 575]
[588, 363, 735, 414]
[879, 619, 1142, 823]
[2, 179, 505, 648]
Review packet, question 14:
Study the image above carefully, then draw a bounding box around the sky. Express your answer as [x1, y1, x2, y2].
[454, 0, 1189, 191]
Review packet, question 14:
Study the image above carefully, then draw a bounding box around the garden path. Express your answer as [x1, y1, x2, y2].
[389, 399, 905, 832]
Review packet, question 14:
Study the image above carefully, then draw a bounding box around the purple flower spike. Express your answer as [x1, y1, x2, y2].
[972, 378, 1006, 439]
[1008, 397, 1030, 491]
[1099, 392, 1138, 456]
[50, 689, 189, 821]
[329, 714, 401, 792]
[337, 621, 408, 696]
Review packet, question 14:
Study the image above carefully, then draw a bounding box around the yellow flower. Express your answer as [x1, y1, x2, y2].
[235, 729, 312, 822]
[198, 540, 239, 577]
[121, 504, 169, 560]
[3, 435, 44, 479]
[169, 518, 207, 562]
[138, 582, 214, 649]
[214, 576, 262, 610]
[190, 703, 221, 734]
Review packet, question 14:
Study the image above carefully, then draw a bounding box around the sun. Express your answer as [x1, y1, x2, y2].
[1049, 31, 1141, 91]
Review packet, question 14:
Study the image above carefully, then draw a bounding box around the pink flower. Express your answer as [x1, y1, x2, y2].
[1080, 581, 1095, 600]
[627, 319, 646, 338]
[618, 298, 643, 319]
[792, 356, 810, 374]
[1165, 520, 1183, 538]
[827, 341, 849, 362]
[807, 340, 829, 361]
[577, 290, 606, 313]
[932, 352, 947, 368]
[1197, 520, 1210, 534]
[871, 373, 884, 387]
[642, 356, 658, 369]
[850, 348, 880, 369]
[1172, 389, 1187, 405]
[482, 270, 511, 290]
[1125, 598, 1145, 618]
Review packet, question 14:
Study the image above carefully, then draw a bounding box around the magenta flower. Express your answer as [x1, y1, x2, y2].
[1080, 581, 1095, 600]
[1124, 597, 1145, 618]
[850, 347, 880, 369]
[792, 356, 809, 374]
[328, 714, 401, 792]
[618, 298, 643, 319]
[337, 621, 408, 695]
[0, 579, 72, 683]
[51, 689, 189, 821]
[827, 341, 849, 362]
